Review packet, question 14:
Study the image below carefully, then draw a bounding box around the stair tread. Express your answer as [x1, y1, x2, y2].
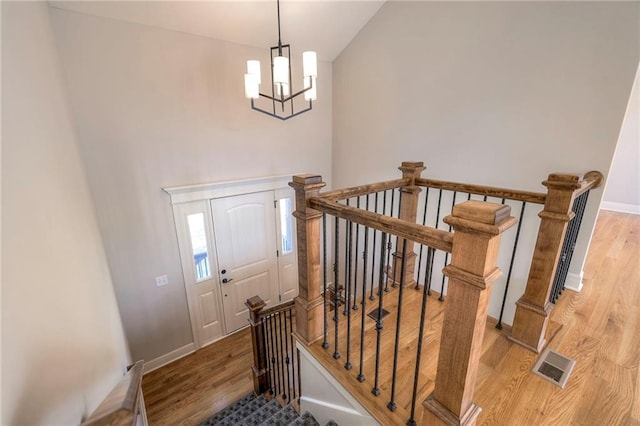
[261, 404, 299, 425]
[241, 399, 282, 426]
[198, 393, 267, 426]
[287, 411, 320, 426]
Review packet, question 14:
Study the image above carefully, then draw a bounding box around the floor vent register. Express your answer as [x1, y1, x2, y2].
[531, 348, 576, 388]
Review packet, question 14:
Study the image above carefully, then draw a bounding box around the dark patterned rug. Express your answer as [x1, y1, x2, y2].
[198, 393, 337, 426]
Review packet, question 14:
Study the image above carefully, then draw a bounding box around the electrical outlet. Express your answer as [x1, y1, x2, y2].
[155, 275, 169, 287]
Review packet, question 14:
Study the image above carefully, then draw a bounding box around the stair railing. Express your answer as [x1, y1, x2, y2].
[246, 296, 298, 404]
[287, 161, 603, 425]
[290, 164, 518, 425]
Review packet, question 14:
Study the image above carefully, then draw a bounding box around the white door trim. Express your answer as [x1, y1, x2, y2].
[163, 174, 297, 205]
[165, 175, 298, 349]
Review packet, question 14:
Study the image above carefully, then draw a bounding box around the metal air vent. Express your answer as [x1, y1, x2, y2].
[532, 348, 576, 388]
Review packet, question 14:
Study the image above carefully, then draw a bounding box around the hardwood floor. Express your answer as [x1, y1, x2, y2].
[142, 328, 254, 426]
[143, 210, 639, 425]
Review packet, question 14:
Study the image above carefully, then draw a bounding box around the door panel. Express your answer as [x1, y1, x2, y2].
[212, 191, 279, 333]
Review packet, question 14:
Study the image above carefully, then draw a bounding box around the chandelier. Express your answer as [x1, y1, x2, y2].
[243, 0, 317, 120]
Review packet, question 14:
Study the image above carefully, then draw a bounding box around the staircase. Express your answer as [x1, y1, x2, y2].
[198, 393, 337, 426]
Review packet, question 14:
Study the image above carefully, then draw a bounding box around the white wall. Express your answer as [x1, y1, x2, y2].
[49, 7, 332, 363]
[1, 2, 130, 424]
[333, 2, 639, 321]
[602, 66, 640, 214]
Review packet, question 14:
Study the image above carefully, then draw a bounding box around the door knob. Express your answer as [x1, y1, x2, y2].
[222, 278, 233, 284]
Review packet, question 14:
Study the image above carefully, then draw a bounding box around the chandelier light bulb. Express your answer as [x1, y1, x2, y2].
[244, 73, 259, 99]
[303, 51, 317, 78]
[246, 60, 261, 85]
[273, 56, 289, 85]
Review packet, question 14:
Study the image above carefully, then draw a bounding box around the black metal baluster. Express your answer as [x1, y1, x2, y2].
[497, 201, 527, 329]
[387, 239, 408, 412]
[345, 214, 354, 370]
[407, 246, 434, 426]
[384, 190, 394, 292]
[439, 191, 457, 301]
[333, 216, 341, 359]
[288, 308, 297, 399]
[372, 232, 388, 397]
[369, 192, 379, 300]
[415, 187, 430, 290]
[262, 319, 273, 394]
[269, 314, 280, 396]
[282, 310, 292, 402]
[278, 312, 287, 400]
[357, 213, 370, 383]
[429, 189, 443, 296]
[322, 213, 329, 349]
[344, 200, 351, 316]
[353, 196, 361, 310]
[391, 189, 403, 288]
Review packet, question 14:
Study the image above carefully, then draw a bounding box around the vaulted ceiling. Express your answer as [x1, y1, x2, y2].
[49, 1, 386, 61]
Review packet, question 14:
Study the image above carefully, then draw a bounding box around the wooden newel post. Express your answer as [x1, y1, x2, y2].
[289, 174, 326, 344]
[246, 295, 268, 395]
[423, 200, 516, 426]
[392, 161, 426, 287]
[509, 173, 582, 353]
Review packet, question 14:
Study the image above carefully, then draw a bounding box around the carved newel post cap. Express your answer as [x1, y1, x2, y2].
[445, 200, 516, 235]
[246, 295, 266, 312]
[291, 174, 323, 186]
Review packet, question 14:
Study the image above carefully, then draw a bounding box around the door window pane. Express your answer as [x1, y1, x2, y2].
[279, 197, 293, 255]
[188, 213, 210, 280]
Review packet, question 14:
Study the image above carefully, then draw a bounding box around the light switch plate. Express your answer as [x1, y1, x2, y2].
[155, 275, 169, 287]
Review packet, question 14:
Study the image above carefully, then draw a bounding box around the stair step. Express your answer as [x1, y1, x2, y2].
[198, 393, 267, 426]
[261, 404, 298, 425]
[241, 399, 282, 426]
[287, 411, 320, 426]
[198, 393, 336, 426]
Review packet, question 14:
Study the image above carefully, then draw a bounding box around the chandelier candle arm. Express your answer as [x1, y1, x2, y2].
[243, 0, 317, 120]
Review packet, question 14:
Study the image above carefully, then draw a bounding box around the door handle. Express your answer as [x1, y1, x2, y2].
[222, 278, 233, 284]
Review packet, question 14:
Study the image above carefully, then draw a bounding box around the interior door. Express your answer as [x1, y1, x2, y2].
[212, 191, 279, 333]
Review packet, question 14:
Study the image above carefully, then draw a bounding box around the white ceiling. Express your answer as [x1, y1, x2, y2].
[49, 1, 386, 61]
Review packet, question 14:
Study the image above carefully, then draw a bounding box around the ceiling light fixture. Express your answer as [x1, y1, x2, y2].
[244, 0, 317, 120]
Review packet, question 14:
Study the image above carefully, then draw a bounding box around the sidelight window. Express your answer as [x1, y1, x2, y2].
[187, 213, 211, 280]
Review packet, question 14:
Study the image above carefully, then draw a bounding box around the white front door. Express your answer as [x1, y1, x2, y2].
[212, 191, 280, 333]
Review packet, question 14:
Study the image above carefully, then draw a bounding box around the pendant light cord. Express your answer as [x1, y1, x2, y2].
[277, 0, 282, 54]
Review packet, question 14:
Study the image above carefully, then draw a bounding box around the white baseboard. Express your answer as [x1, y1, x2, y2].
[564, 271, 583, 292]
[600, 201, 640, 215]
[143, 342, 195, 374]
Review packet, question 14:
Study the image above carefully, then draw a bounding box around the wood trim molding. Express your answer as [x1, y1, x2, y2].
[163, 174, 297, 204]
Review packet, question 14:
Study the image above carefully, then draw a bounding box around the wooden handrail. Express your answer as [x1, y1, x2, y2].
[254, 299, 295, 319]
[308, 197, 454, 253]
[319, 178, 409, 201]
[81, 360, 144, 426]
[570, 170, 604, 197]
[416, 177, 547, 204]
